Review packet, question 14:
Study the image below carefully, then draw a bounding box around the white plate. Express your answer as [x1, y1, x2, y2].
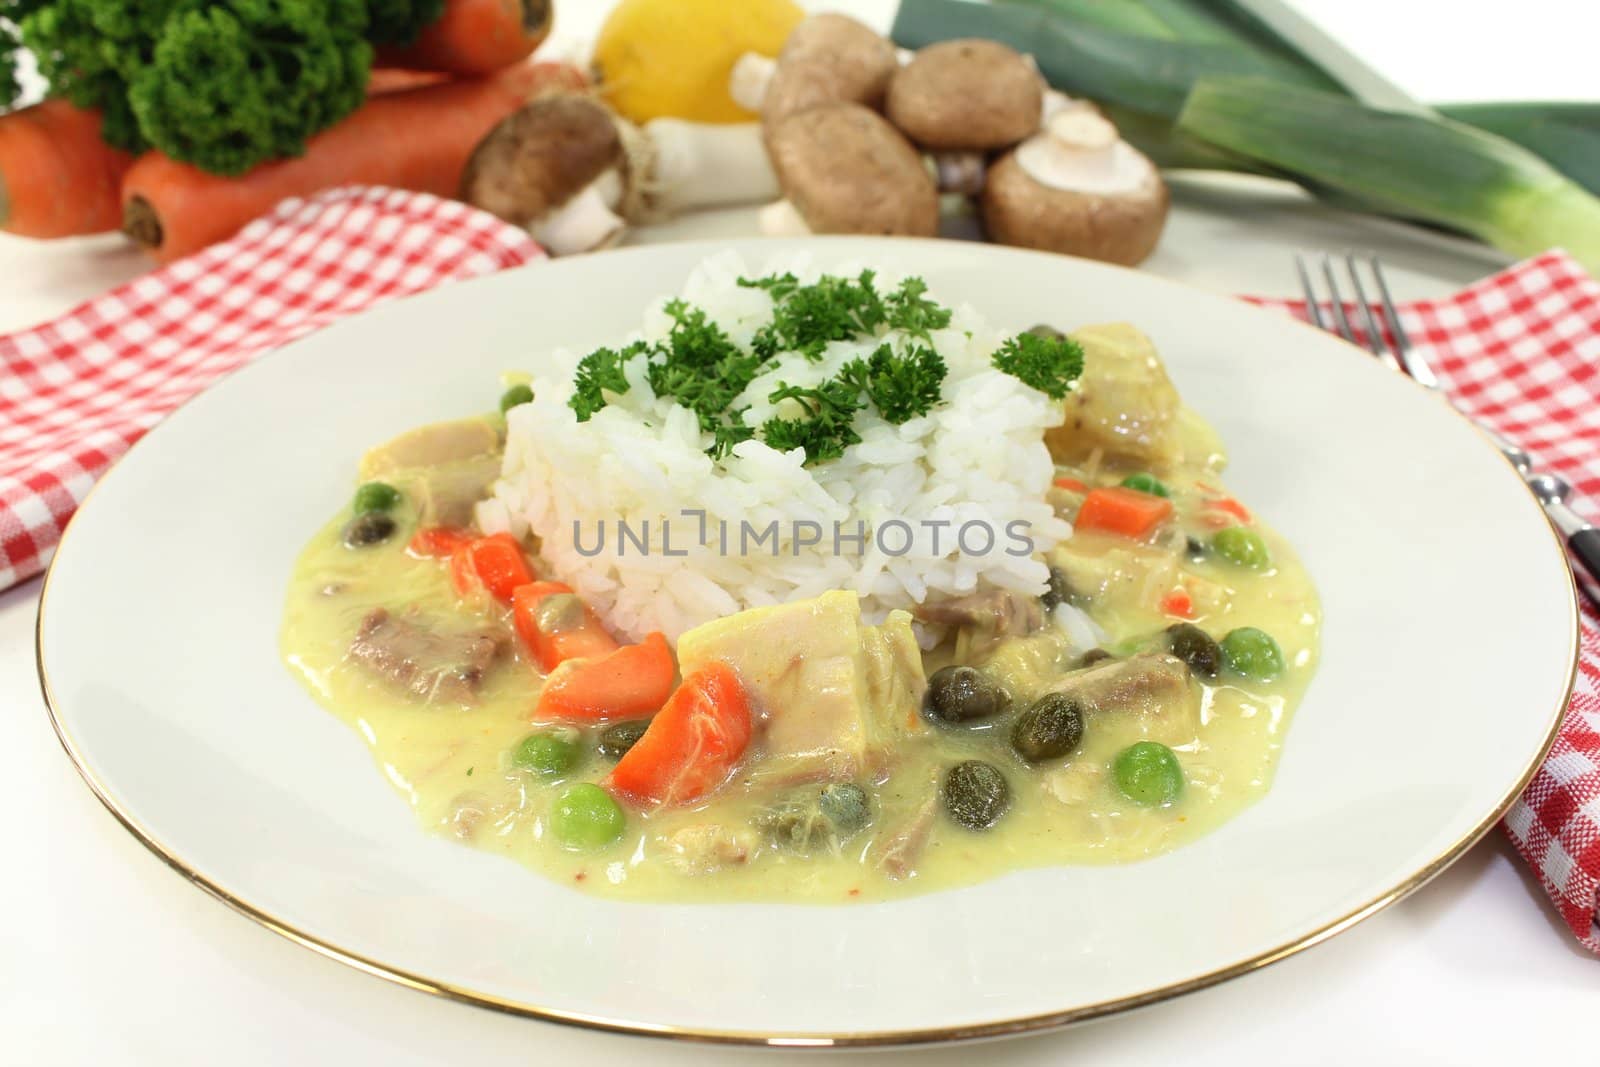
[37, 238, 1576, 1046]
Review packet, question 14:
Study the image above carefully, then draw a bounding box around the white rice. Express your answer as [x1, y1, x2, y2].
[477, 251, 1071, 643]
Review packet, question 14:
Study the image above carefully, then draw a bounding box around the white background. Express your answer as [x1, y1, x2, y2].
[5, 1, 1600, 1063]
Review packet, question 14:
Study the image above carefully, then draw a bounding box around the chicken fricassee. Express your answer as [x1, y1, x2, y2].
[282, 317, 1319, 901]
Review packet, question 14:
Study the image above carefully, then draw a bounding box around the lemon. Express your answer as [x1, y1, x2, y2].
[594, 0, 806, 125]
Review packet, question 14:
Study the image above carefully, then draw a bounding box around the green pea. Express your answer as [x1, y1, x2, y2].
[500, 384, 534, 413]
[550, 783, 625, 849]
[1113, 741, 1184, 806]
[352, 481, 400, 514]
[1119, 472, 1170, 498]
[1211, 526, 1270, 569]
[513, 730, 580, 776]
[1220, 627, 1286, 681]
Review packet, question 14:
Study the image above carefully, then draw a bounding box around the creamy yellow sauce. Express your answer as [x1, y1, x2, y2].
[281, 472, 1320, 903]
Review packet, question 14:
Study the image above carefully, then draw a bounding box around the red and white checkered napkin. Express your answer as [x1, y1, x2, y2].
[1255, 249, 1600, 953]
[0, 186, 542, 589]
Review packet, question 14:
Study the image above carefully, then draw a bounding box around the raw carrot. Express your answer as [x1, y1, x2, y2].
[366, 69, 451, 95]
[449, 533, 533, 602]
[120, 59, 585, 263]
[534, 632, 675, 722]
[0, 100, 134, 238]
[608, 663, 752, 806]
[378, 0, 552, 76]
[408, 526, 472, 558]
[1075, 487, 1173, 539]
[511, 581, 619, 671]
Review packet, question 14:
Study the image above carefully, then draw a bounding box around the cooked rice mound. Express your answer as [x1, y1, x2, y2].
[477, 252, 1070, 642]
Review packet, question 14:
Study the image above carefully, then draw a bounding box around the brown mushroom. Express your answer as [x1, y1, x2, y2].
[979, 104, 1169, 266]
[885, 39, 1043, 152]
[729, 14, 898, 127]
[762, 104, 938, 236]
[461, 95, 627, 255]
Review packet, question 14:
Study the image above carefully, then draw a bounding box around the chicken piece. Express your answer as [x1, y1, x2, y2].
[1048, 652, 1198, 746]
[1048, 535, 1182, 616]
[1046, 323, 1182, 467]
[360, 418, 501, 476]
[348, 608, 507, 704]
[360, 418, 505, 527]
[400, 454, 504, 527]
[914, 588, 1044, 637]
[870, 772, 941, 880]
[662, 824, 754, 875]
[976, 630, 1076, 702]
[675, 591, 927, 783]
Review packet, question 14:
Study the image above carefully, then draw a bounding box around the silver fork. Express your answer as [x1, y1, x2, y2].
[1297, 251, 1600, 607]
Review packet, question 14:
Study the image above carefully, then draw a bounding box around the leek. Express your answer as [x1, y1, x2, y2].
[1178, 78, 1600, 269]
[890, 0, 1339, 121]
[1439, 103, 1600, 196]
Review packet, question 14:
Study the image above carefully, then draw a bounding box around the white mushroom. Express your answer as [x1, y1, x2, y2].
[885, 38, 1044, 152]
[979, 101, 1169, 266]
[463, 94, 782, 247]
[460, 95, 628, 256]
[761, 103, 939, 236]
[729, 14, 898, 127]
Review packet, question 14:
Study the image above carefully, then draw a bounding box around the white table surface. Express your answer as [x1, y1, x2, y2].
[5, 2, 1600, 1063]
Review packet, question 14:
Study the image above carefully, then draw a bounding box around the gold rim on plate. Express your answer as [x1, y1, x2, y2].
[31, 305, 1581, 1050]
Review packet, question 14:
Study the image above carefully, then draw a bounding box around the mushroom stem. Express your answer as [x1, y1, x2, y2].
[728, 53, 777, 113]
[1016, 106, 1152, 196]
[533, 175, 626, 255]
[640, 119, 779, 216]
[932, 152, 986, 195]
[757, 199, 812, 236]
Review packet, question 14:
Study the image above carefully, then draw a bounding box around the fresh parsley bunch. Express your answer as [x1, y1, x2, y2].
[3, 0, 444, 174]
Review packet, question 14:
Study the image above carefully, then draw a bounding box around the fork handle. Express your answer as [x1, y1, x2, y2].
[1568, 528, 1600, 610]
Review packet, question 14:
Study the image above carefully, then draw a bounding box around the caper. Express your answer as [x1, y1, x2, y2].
[1076, 648, 1114, 669]
[1039, 565, 1073, 612]
[924, 665, 1008, 724]
[1166, 622, 1222, 678]
[597, 720, 651, 761]
[1011, 693, 1086, 763]
[943, 760, 1010, 830]
[819, 783, 871, 834]
[341, 511, 396, 548]
[756, 801, 834, 852]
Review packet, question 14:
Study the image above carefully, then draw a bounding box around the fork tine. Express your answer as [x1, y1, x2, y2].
[1368, 256, 1440, 389]
[1318, 255, 1357, 343]
[1343, 254, 1403, 371]
[1294, 253, 1327, 330]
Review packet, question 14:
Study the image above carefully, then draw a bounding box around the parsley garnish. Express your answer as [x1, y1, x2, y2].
[991, 332, 1085, 399]
[568, 271, 958, 464]
[840, 342, 946, 425]
[761, 379, 865, 464]
[882, 277, 953, 338]
[571, 341, 645, 421]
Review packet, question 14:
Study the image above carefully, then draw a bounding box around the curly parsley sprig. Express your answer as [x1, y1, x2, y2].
[990, 331, 1086, 399]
